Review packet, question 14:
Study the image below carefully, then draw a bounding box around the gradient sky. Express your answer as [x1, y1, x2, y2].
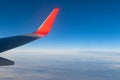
[0, 0, 120, 51]
[1, 1, 120, 80]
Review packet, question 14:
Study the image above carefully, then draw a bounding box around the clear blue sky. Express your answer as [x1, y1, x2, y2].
[0, 0, 120, 51]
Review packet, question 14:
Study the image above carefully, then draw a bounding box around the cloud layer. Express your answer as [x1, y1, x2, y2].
[0, 51, 120, 80]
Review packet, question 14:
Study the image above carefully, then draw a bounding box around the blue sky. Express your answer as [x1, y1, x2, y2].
[1, 1, 120, 79]
[0, 0, 120, 51]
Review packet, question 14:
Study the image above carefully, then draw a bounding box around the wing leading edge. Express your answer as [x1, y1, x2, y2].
[0, 8, 59, 53]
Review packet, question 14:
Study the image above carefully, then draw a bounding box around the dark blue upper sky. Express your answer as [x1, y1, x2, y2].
[0, 0, 120, 51]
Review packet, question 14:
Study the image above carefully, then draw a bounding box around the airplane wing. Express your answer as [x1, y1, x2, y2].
[0, 8, 59, 53]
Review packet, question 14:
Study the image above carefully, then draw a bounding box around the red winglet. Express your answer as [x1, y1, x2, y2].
[34, 8, 59, 36]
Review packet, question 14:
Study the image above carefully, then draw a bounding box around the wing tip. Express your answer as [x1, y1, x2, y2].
[54, 8, 60, 11]
[34, 8, 59, 36]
